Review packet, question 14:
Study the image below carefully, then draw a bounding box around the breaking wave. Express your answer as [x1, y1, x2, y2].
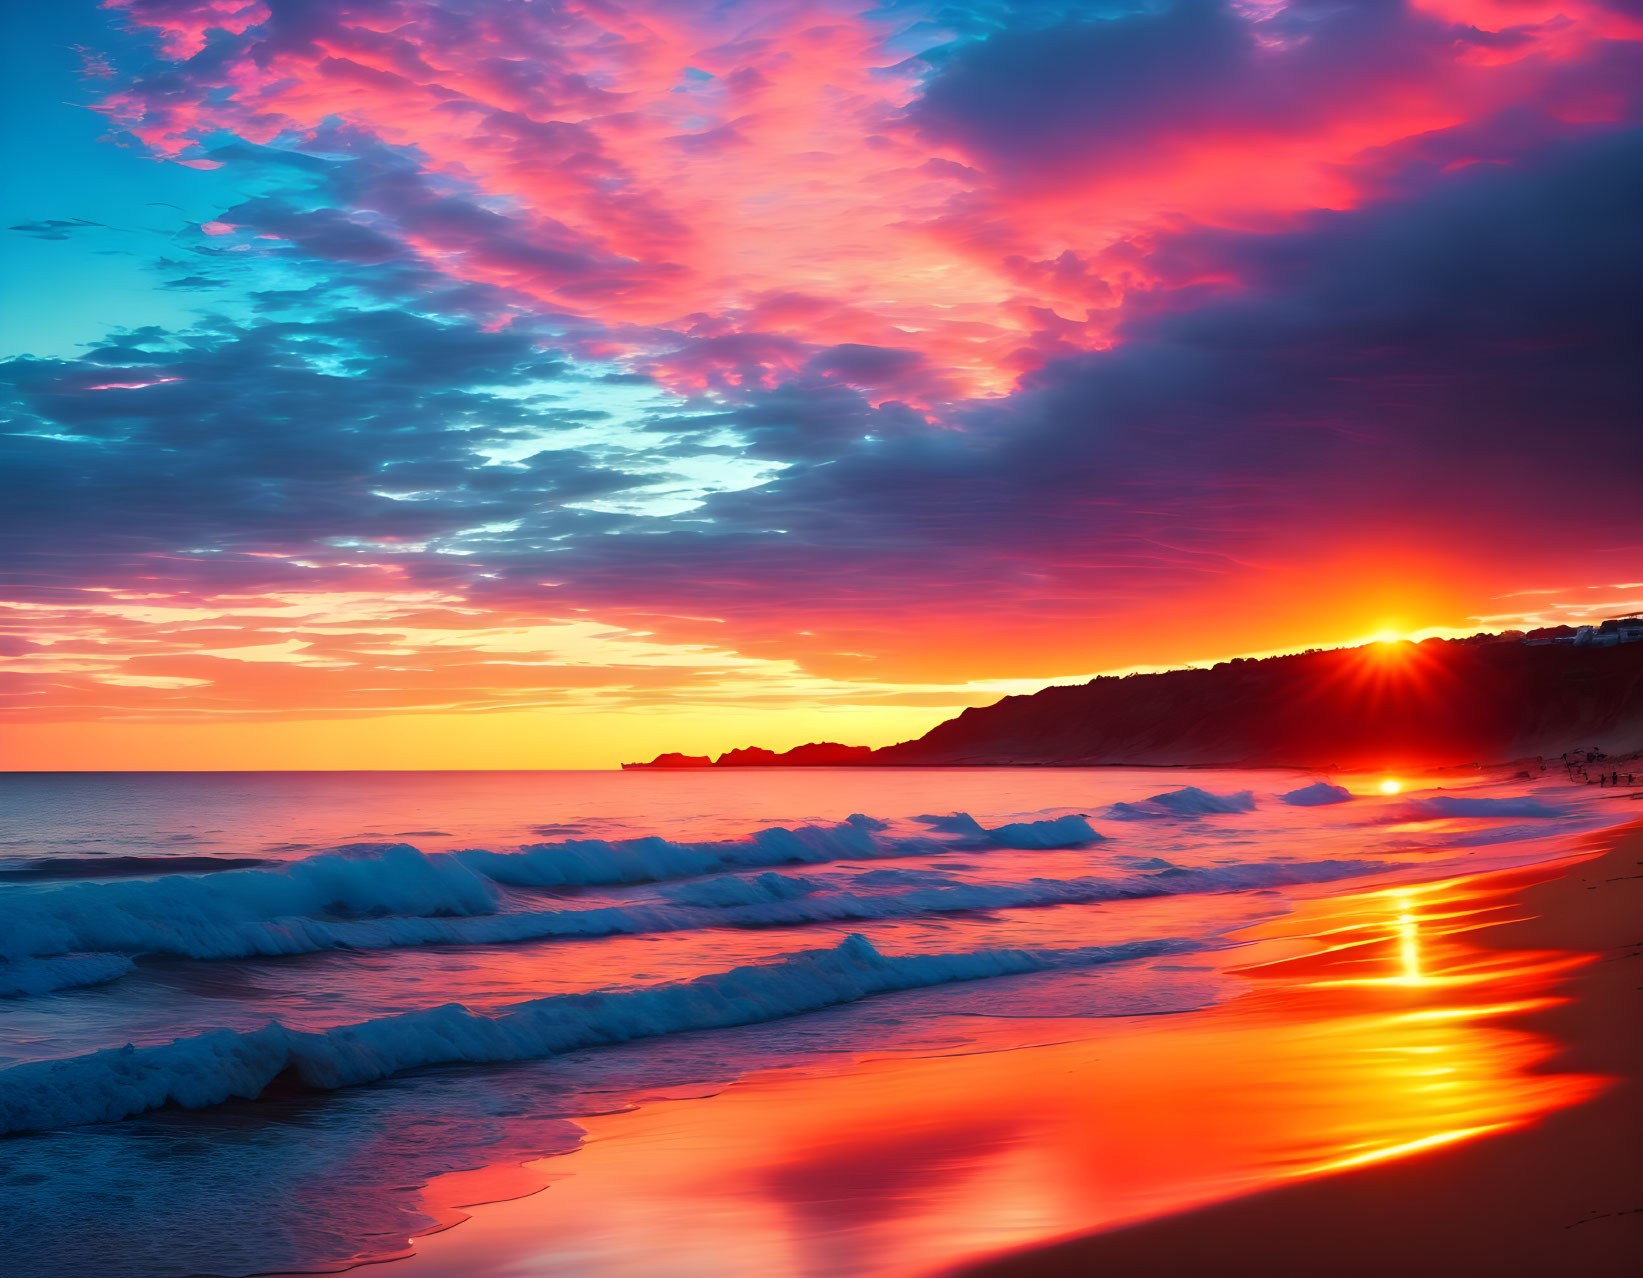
[913, 813, 1103, 848]
[1279, 781, 1353, 806]
[0, 813, 1112, 969]
[0, 954, 136, 998]
[0, 934, 1191, 1134]
[458, 815, 895, 886]
[1105, 786, 1258, 819]
[0, 846, 1391, 968]
[0, 844, 499, 966]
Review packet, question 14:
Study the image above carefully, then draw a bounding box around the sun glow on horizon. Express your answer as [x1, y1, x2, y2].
[1380, 778, 1404, 795]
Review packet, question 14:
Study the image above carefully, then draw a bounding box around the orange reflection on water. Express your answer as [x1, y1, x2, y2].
[397, 866, 1608, 1278]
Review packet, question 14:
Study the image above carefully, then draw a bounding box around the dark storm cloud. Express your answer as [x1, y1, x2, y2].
[495, 124, 1643, 630]
[6, 119, 1639, 635]
[7, 0, 1641, 687]
[909, 0, 1521, 182]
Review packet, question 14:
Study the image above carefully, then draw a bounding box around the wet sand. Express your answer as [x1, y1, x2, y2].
[960, 818, 1643, 1278]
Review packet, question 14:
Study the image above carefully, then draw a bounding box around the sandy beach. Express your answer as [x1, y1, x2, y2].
[959, 815, 1643, 1277]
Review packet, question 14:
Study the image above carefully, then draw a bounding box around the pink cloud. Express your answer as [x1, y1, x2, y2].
[90, 1, 1635, 405]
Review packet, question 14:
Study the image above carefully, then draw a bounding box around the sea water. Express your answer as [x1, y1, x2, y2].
[0, 765, 1621, 1276]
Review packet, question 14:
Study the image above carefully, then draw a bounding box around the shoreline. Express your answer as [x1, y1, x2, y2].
[364, 803, 1643, 1277]
[955, 819, 1643, 1277]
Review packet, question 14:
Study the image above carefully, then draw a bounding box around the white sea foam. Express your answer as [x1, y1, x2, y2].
[0, 813, 1123, 966]
[458, 816, 894, 886]
[914, 813, 1103, 848]
[0, 844, 497, 964]
[1279, 781, 1353, 806]
[0, 853, 1391, 964]
[659, 871, 823, 908]
[465, 810, 1096, 888]
[663, 858, 1391, 930]
[986, 814, 1104, 847]
[0, 934, 1192, 1134]
[1105, 786, 1258, 819]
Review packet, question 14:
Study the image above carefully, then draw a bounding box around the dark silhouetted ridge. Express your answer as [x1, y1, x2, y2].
[627, 634, 1643, 770]
[874, 636, 1643, 768]
[622, 742, 873, 769]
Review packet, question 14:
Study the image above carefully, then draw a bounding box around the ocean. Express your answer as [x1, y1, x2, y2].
[0, 765, 1622, 1276]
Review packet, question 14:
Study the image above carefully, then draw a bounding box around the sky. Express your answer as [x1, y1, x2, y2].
[1, 0, 1640, 770]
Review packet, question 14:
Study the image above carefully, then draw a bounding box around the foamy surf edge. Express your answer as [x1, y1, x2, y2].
[0, 852, 1390, 967]
[0, 934, 1194, 1134]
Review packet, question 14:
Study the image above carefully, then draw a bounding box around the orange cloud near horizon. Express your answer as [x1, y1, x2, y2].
[5, 564, 1636, 771]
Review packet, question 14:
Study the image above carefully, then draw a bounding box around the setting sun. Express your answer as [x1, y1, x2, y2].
[1380, 779, 1404, 795]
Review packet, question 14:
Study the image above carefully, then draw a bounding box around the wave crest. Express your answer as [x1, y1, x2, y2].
[0, 934, 1190, 1134]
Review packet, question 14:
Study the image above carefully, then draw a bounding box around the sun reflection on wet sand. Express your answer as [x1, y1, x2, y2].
[393, 861, 1608, 1278]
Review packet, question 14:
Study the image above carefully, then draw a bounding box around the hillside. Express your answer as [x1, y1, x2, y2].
[624, 634, 1643, 771]
[872, 636, 1643, 768]
[623, 742, 871, 769]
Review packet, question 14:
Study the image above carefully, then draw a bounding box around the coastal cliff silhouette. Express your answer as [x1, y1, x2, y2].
[627, 634, 1643, 770]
